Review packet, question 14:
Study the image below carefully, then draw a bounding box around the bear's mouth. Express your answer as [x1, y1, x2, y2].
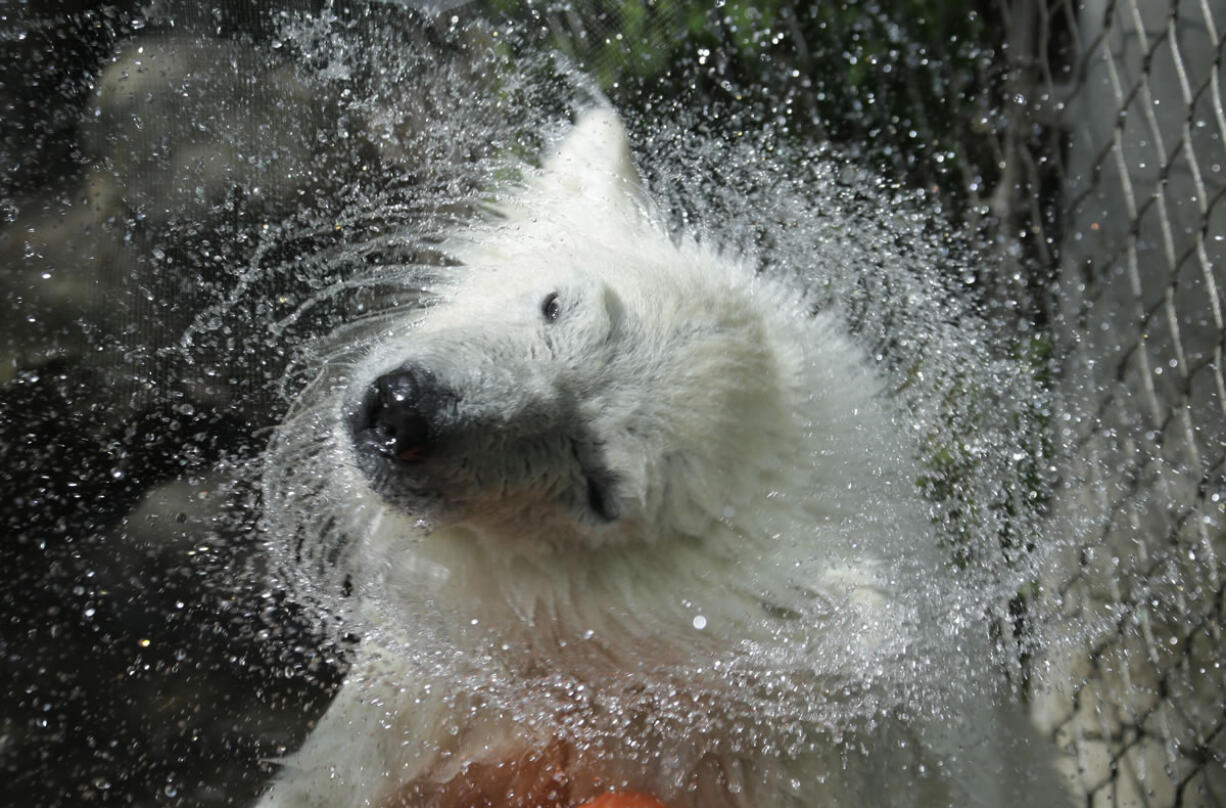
[570, 438, 620, 523]
[353, 437, 618, 527]
[352, 445, 447, 516]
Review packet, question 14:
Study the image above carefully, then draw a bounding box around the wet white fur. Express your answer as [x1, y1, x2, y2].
[257, 109, 1068, 808]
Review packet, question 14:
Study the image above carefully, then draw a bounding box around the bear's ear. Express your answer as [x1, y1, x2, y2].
[532, 106, 646, 221]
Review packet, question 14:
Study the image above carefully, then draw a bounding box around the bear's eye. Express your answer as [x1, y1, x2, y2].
[542, 292, 561, 323]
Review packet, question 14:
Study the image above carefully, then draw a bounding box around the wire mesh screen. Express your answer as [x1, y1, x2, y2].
[999, 0, 1226, 804]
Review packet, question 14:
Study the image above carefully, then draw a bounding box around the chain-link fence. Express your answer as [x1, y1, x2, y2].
[978, 1, 1226, 805]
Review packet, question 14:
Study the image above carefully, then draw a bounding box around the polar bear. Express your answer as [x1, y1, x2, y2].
[256, 108, 1067, 808]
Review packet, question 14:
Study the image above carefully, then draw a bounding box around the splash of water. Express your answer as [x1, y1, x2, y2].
[215, 4, 1056, 764]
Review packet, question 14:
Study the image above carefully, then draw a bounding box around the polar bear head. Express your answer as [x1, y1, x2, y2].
[344, 109, 810, 555]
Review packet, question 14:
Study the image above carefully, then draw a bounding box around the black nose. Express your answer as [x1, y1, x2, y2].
[351, 366, 452, 463]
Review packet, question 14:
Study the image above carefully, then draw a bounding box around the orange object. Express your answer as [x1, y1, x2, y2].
[575, 792, 667, 808]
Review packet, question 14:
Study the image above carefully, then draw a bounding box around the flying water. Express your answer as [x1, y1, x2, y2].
[225, 6, 1059, 745]
[0, 2, 1063, 801]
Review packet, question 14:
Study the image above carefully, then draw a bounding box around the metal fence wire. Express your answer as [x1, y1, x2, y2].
[994, 0, 1226, 805]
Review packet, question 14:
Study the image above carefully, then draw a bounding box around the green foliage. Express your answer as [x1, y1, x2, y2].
[915, 335, 1054, 567]
[490, 0, 1005, 217]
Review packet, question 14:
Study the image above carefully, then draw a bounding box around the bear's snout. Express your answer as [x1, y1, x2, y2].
[351, 365, 457, 464]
